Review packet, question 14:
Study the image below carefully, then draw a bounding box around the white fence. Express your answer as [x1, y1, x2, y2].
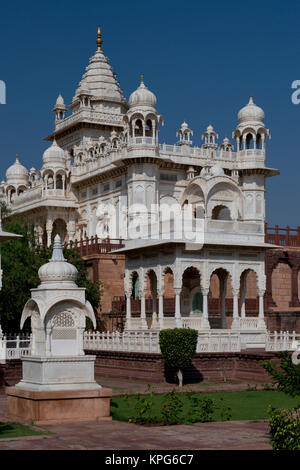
[83, 330, 242, 354]
[265, 331, 300, 351]
[1, 329, 300, 360]
[0, 333, 31, 361]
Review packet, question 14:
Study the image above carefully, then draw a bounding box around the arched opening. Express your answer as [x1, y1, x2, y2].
[209, 268, 231, 328]
[145, 119, 153, 137]
[56, 174, 63, 190]
[145, 269, 158, 328]
[131, 272, 139, 300]
[211, 205, 231, 220]
[51, 218, 67, 245]
[163, 267, 175, 316]
[44, 171, 54, 190]
[181, 267, 201, 316]
[192, 292, 203, 313]
[10, 188, 16, 202]
[245, 133, 254, 150]
[134, 119, 143, 137]
[240, 269, 259, 317]
[256, 133, 262, 150]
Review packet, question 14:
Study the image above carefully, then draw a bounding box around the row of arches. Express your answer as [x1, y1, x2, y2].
[233, 128, 268, 151]
[126, 264, 261, 330]
[42, 170, 68, 191]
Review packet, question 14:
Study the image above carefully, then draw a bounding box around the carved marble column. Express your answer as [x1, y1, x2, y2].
[240, 274, 247, 318]
[231, 287, 240, 329]
[220, 275, 228, 329]
[46, 218, 53, 248]
[157, 269, 165, 329]
[125, 291, 132, 330]
[201, 287, 211, 329]
[258, 288, 267, 329]
[174, 288, 182, 328]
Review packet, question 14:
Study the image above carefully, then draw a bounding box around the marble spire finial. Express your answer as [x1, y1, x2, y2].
[96, 25, 102, 51]
[50, 234, 66, 261]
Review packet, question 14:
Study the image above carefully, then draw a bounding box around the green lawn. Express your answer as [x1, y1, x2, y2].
[111, 390, 300, 423]
[0, 422, 48, 439]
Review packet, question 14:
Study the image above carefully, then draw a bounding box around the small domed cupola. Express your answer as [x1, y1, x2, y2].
[125, 76, 163, 146]
[53, 93, 67, 122]
[6, 155, 29, 185]
[128, 75, 157, 109]
[233, 95, 270, 152]
[42, 138, 66, 168]
[238, 95, 264, 125]
[38, 235, 78, 287]
[177, 121, 193, 146]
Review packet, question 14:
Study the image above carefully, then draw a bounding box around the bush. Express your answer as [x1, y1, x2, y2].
[268, 406, 300, 450]
[261, 351, 300, 398]
[159, 328, 198, 387]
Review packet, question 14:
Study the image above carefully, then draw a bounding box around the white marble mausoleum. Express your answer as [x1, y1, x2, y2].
[0, 27, 279, 335]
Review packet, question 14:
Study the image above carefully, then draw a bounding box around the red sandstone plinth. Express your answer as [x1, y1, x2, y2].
[6, 386, 112, 425]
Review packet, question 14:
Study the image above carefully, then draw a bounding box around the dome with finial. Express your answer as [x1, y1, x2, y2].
[42, 138, 66, 168]
[238, 95, 264, 124]
[128, 76, 157, 109]
[181, 121, 189, 131]
[72, 26, 127, 105]
[38, 235, 78, 286]
[55, 93, 66, 108]
[6, 156, 29, 184]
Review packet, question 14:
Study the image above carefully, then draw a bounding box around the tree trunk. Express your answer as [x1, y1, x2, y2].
[177, 369, 183, 388]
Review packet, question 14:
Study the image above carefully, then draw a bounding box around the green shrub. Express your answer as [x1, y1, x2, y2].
[268, 406, 300, 450]
[185, 394, 215, 423]
[261, 351, 300, 398]
[161, 390, 184, 424]
[127, 384, 156, 424]
[159, 328, 198, 387]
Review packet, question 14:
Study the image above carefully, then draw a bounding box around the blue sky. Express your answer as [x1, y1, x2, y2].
[0, 0, 299, 226]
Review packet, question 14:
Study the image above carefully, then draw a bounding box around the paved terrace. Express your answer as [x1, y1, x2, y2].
[0, 378, 272, 450]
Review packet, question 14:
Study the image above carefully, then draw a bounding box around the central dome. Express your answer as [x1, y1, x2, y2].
[129, 78, 157, 108]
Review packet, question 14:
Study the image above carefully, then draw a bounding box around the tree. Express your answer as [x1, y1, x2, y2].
[159, 328, 198, 387]
[0, 213, 101, 332]
[261, 351, 300, 398]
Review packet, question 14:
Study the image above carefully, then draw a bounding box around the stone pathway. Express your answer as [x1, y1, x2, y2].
[0, 395, 271, 450]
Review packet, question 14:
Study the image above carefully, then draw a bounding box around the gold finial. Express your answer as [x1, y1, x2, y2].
[16, 154, 19, 163]
[141, 74, 144, 84]
[96, 25, 102, 51]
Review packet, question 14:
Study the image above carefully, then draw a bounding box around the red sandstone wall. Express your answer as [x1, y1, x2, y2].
[90, 350, 280, 384]
[271, 263, 292, 310]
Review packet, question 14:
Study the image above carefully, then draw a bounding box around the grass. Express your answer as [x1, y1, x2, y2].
[111, 390, 300, 423]
[0, 422, 48, 439]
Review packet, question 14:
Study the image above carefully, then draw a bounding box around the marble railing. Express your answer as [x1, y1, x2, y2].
[83, 330, 242, 354]
[55, 108, 124, 131]
[265, 331, 300, 351]
[0, 333, 31, 361]
[11, 186, 42, 207]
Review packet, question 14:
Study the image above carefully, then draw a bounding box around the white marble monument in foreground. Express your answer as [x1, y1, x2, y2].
[6, 235, 112, 424]
[17, 234, 99, 391]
